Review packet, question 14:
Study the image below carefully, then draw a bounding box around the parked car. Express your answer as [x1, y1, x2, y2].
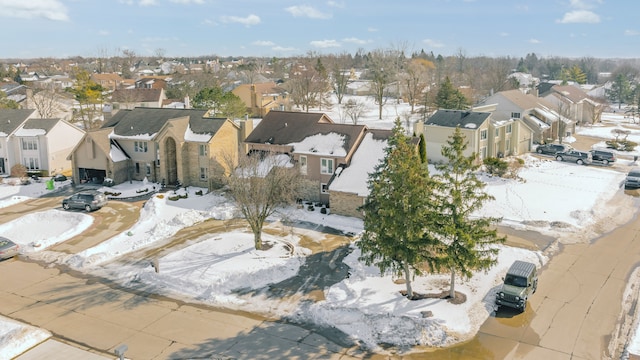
[535, 143, 572, 155]
[625, 167, 640, 189]
[589, 149, 616, 165]
[53, 174, 67, 182]
[0, 236, 20, 260]
[495, 260, 538, 312]
[62, 190, 108, 212]
[555, 149, 592, 165]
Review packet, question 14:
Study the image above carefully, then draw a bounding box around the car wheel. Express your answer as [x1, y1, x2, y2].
[537, 148, 544, 154]
[521, 300, 527, 312]
[577, 159, 584, 165]
[603, 159, 609, 165]
[85, 205, 92, 212]
[556, 155, 563, 161]
[63, 203, 70, 210]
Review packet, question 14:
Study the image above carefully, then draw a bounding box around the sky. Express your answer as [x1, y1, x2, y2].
[0, 0, 637, 60]
[3, 107, 640, 357]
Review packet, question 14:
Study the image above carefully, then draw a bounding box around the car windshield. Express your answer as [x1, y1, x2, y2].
[504, 274, 527, 287]
[629, 171, 640, 178]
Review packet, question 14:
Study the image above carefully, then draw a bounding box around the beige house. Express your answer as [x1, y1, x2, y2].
[111, 88, 167, 110]
[541, 84, 604, 125]
[91, 73, 125, 91]
[415, 109, 533, 164]
[232, 82, 290, 117]
[479, 89, 574, 144]
[68, 108, 244, 189]
[243, 111, 369, 205]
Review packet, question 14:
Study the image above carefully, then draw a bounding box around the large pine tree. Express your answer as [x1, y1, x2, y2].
[433, 127, 505, 299]
[358, 118, 441, 299]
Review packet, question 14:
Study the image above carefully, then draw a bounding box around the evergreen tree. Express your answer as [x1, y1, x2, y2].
[435, 77, 470, 110]
[433, 127, 505, 299]
[418, 133, 427, 164]
[193, 86, 246, 119]
[358, 118, 442, 299]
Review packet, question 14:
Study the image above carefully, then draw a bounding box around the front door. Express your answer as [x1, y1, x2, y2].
[165, 138, 178, 185]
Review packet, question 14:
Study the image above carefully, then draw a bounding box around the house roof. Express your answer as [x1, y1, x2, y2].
[425, 109, 491, 129]
[550, 85, 590, 103]
[232, 82, 286, 96]
[111, 88, 163, 103]
[0, 109, 36, 135]
[103, 107, 226, 139]
[91, 73, 123, 82]
[19, 118, 60, 134]
[494, 89, 556, 111]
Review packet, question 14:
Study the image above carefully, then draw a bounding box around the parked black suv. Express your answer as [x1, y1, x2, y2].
[62, 190, 108, 212]
[589, 149, 616, 165]
[535, 143, 572, 155]
[625, 167, 640, 189]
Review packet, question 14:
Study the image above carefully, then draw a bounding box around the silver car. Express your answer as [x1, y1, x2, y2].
[62, 190, 108, 212]
[0, 236, 20, 260]
[555, 149, 592, 165]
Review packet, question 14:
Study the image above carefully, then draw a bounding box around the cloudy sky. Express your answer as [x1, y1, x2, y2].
[0, 0, 635, 59]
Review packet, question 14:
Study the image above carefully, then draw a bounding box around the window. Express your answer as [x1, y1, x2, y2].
[480, 129, 488, 140]
[321, 183, 329, 194]
[21, 139, 37, 150]
[506, 124, 512, 134]
[199, 144, 208, 156]
[156, 148, 160, 166]
[135, 162, 140, 174]
[23, 157, 39, 170]
[320, 158, 334, 174]
[495, 128, 499, 137]
[200, 167, 208, 180]
[146, 163, 151, 175]
[299, 155, 307, 175]
[134, 141, 148, 153]
[511, 112, 521, 119]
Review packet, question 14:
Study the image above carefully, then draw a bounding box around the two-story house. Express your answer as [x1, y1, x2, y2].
[68, 107, 243, 189]
[0, 109, 83, 176]
[243, 111, 368, 205]
[232, 82, 290, 117]
[91, 73, 125, 92]
[541, 84, 604, 125]
[110, 88, 167, 110]
[479, 89, 573, 144]
[415, 109, 533, 164]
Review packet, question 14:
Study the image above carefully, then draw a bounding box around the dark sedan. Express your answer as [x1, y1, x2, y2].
[535, 143, 573, 155]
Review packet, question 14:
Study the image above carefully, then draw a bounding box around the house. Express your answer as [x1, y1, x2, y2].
[541, 84, 604, 125]
[479, 89, 573, 144]
[135, 77, 168, 90]
[243, 111, 369, 205]
[68, 108, 243, 189]
[328, 128, 391, 218]
[90, 73, 124, 91]
[0, 109, 84, 176]
[110, 88, 167, 110]
[414, 109, 533, 164]
[232, 82, 290, 117]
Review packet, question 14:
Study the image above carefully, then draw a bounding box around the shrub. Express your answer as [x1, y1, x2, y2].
[136, 188, 149, 194]
[195, 190, 203, 196]
[606, 139, 638, 152]
[10, 164, 27, 178]
[483, 157, 508, 177]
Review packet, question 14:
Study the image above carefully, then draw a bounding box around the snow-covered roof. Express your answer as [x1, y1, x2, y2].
[289, 132, 347, 157]
[184, 124, 212, 142]
[329, 132, 387, 196]
[109, 143, 128, 162]
[14, 128, 45, 136]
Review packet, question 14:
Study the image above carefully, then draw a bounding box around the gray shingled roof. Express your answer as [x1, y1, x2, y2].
[0, 109, 36, 135]
[245, 111, 365, 154]
[425, 109, 491, 128]
[102, 108, 225, 137]
[22, 118, 60, 133]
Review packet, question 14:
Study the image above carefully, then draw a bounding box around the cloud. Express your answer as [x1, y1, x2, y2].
[327, 1, 345, 8]
[367, 27, 378, 32]
[0, 0, 69, 21]
[220, 14, 261, 26]
[625, 30, 640, 36]
[285, 5, 332, 19]
[253, 40, 276, 46]
[120, 0, 158, 5]
[98, 30, 110, 36]
[557, 10, 600, 23]
[528, 38, 541, 44]
[342, 37, 372, 45]
[310, 39, 341, 48]
[422, 39, 444, 48]
[499, 32, 509, 37]
[272, 46, 296, 52]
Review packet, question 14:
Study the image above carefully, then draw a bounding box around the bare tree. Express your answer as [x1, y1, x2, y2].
[328, 52, 353, 105]
[366, 48, 399, 119]
[31, 84, 65, 118]
[224, 151, 303, 250]
[343, 98, 366, 124]
[402, 58, 434, 112]
[556, 101, 571, 144]
[284, 54, 331, 112]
